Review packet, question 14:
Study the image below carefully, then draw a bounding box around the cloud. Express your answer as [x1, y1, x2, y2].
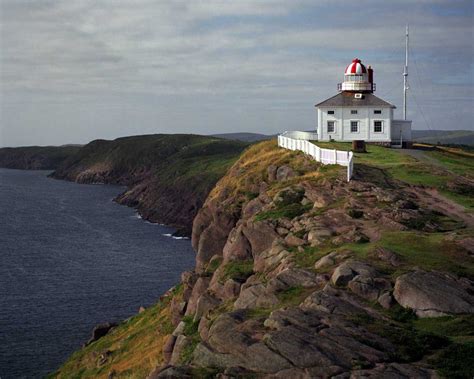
[0, 0, 473, 146]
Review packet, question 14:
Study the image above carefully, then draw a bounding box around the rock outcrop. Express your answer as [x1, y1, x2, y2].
[393, 270, 474, 317]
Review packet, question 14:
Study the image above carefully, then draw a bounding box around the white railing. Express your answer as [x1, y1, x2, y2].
[278, 132, 354, 181]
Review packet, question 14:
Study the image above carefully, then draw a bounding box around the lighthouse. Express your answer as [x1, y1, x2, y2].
[314, 58, 412, 146]
[338, 58, 375, 93]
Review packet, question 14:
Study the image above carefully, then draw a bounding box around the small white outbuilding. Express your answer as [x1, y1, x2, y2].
[315, 59, 412, 146]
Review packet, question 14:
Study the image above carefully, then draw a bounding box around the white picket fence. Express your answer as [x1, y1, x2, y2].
[278, 132, 354, 181]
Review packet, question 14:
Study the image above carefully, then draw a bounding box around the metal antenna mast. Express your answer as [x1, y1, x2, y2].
[403, 25, 409, 120]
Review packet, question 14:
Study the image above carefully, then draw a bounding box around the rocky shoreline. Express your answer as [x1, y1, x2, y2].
[50, 139, 474, 378]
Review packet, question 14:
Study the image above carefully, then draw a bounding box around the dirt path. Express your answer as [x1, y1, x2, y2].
[399, 149, 457, 174]
[406, 186, 474, 228]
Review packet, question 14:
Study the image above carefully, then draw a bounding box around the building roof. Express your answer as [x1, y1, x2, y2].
[345, 58, 367, 74]
[315, 91, 396, 108]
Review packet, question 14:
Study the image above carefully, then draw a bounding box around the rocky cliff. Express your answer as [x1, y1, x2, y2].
[53, 140, 474, 378]
[50, 134, 248, 235]
[0, 145, 81, 170]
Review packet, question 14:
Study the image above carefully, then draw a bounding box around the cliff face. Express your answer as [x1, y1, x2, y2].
[50, 134, 248, 235]
[0, 145, 81, 170]
[52, 140, 474, 378]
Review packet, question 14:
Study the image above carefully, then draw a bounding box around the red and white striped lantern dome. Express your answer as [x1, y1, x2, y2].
[345, 58, 367, 75]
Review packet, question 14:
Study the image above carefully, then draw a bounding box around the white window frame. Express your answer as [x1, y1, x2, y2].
[373, 120, 384, 133]
[327, 110, 335, 115]
[327, 120, 335, 133]
[350, 121, 359, 133]
[351, 109, 358, 115]
[374, 109, 382, 114]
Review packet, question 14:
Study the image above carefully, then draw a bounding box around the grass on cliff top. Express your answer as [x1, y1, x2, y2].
[314, 141, 473, 209]
[208, 139, 342, 204]
[298, 230, 474, 280]
[49, 286, 181, 379]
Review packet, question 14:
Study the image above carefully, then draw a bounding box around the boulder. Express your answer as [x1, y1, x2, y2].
[223, 279, 241, 299]
[84, 322, 118, 347]
[242, 221, 280, 257]
[378, 292, 395, 310]
[254, 244, 291, 274]
[234, 283, 279, 310]
[276, 165, 295, 181]
[370, 247, 402, 267]
[348, 275, 392, 302]
[331, 260, 377, 287]
[314, 250, 351, 270]
[264, 307, 392, 371]
[393, 271, 474, 317]
[162, 335, 177, 364]
[194, 293, 220, 321]
[169, 334, 191, 365]
[284, 233, 306, 247]
[185, 277, 210, 316]
[242, 197, 265, 219]
[307, 228, 333, 243]
[203, 313, 292, 373]
[267, 165, 278, 182]
[222, 226, 253, 263]
[268, 268, 323, 292]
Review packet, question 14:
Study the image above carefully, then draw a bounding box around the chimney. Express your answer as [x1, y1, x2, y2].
[368, 66, 374, 92]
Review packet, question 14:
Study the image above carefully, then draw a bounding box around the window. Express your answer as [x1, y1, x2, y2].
[327, 121, 335, 133]
[351, 110, 358, 114]
[328, 110, 335, 115]
[374, 121, 383, 133]
[350, 121, 359, 133]
[374, 110, 382, 114]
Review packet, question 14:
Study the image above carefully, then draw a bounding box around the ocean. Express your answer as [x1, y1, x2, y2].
[0, 169, 195, 378]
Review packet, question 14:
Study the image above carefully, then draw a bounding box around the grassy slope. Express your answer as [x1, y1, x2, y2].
[314, 141, 474, 209]
[50, 286, 181, 379]
[51, 139, 474, 378]
[0, 145, 82, 170]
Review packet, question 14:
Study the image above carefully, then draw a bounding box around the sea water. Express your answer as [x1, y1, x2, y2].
[0, 169, 195, 378]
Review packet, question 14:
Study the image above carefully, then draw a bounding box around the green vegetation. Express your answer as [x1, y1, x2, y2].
[179, 316, 201, 364]
[50, 286, 181, 379]
[430, 342, 474, 378]
[351, 314, 448, 363]
[414, 315, 474, 343]
[254, 202, 312, 222]
[0, 145, 81, 170]
[221, 260, 254, 282]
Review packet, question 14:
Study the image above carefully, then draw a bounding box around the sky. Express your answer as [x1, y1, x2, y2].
[1, 0, 473, 147]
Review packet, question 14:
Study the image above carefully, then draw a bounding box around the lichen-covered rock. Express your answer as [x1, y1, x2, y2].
[348, 275, 392, 301]
[268, 268, 324, 292]
[276, 165, 295, 181]
[234, 283, 279, 309]
[194, 293, 220, 321]
[314, 250, 351, 270]
[242, 221, 280, 257]
[284, 233, 306, 247]
[393, 270, 474, 317]
[331, 260, 377, 287]
[222, 225, 253, 263]
[185, 277, 210, 316]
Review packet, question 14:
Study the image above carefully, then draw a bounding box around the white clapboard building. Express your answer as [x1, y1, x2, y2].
[315, 58, 412, 146]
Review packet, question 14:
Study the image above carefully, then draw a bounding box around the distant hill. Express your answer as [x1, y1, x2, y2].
[51, 134, 249, 235]
[212, 132, 273, 142]
[0, 145, 82, 170]
[412, 130, 474, 146]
